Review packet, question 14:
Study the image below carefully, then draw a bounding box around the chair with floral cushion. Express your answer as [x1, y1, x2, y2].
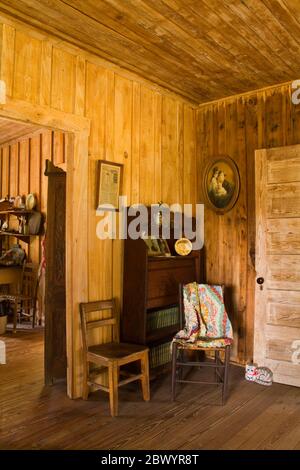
[171, 283, 233, 404]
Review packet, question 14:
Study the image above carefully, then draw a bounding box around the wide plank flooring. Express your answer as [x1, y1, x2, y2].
[1, 330, 300, 450]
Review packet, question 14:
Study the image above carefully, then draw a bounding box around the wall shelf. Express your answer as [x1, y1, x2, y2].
[0, 209, 39, 253]
[0, 210, 34, 215]
[0, 231, 31, 243]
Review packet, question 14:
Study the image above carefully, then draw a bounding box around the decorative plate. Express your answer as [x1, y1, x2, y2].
[175, 238, 192, 256]
[25, 193, 36, 210]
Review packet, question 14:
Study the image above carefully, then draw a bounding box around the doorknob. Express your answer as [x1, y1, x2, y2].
[256, 277, 264, 290]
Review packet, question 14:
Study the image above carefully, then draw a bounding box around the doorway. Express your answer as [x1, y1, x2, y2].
[0, 96, 90, 399]
[0, 119, 68, 386]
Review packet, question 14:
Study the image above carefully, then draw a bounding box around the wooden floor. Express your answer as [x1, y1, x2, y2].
[1, 330, 300, 450]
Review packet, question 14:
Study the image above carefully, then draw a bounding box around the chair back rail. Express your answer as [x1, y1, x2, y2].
[21, 261, 38, 295]
[80, 299, 119, 354]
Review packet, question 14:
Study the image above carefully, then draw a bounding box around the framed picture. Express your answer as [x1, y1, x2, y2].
[157, 238, 171, 256]
[97, 160, 123, 211]
[143, 237, 161, 256]
[202, 155, 240, 214]
[143, 237, 171, 257]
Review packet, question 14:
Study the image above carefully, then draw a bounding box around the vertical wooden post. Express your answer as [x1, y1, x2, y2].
[66, 130, 89, 398]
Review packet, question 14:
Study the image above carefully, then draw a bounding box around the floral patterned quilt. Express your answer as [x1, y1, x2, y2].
[174, 282, 233, 347]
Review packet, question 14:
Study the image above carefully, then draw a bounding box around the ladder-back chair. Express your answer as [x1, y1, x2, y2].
[171, 283, 232, 405]
[0, 261, 39, 333]
[80, 299, 150, 417]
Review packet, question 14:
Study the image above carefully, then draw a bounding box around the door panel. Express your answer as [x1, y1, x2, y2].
[254, 145, 300, 387]
[266, 219, 300, 254]
[267, 291, 300, 328]
[44, 160, 66, 385]
[267, 255, 300, 290]
[267, 182, 300, 217]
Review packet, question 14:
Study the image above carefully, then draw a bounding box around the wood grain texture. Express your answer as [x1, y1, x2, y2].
[1, 13, 300, 393]
[0, 117, 40, 144]
[0, 23, 15, 96]
[267, 290, 300, 328]
[51, 47, 76, 114]
[13, 30, 41, 103]
[0, 129, 66, 267]
[1, 1, 300, 103]
[196, 84, 300, 364]
[1, 329, 300, 450]
[254, 145, 300, 387]
[267, 219, 300, 255]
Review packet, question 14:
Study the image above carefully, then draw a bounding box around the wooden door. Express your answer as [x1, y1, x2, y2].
[44, 160, 67, 385]
[254, 145, 300, 387]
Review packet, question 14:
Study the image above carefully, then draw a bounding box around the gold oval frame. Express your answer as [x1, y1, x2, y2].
[202, 155, 240, 214]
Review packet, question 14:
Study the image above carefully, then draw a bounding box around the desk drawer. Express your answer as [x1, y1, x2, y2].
[147, 259, 196, 309]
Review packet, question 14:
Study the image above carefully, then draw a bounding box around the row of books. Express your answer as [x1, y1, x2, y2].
[149, 341, 172, 369]
[146, 305, 179, 332]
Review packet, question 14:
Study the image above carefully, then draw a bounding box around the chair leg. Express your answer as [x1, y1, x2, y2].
[140, 352, 150, 401]
[215, 350, 220, 383]
[32, 300, 37, 329]
[222, 345, 231, 405]
[178, 349, 184, 381]
[13, 299, 18, 334]
[171, 341, 178, 401]
[108, 362, 119, 417]
[82, 360, 90, 400]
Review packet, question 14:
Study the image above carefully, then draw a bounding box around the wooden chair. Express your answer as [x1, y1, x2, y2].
[80, 299, 150, 417]
[171, 284, 232, 405]
[0, 262, 39, 333]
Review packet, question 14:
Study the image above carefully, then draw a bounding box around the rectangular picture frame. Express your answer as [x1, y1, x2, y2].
[96, 160, 123, 211]
[143, 237, 171, 257]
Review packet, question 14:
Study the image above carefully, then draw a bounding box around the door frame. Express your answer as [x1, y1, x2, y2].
[0, 93, 90, 398]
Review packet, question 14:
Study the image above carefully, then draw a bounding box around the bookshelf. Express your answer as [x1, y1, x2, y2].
[121, 207, 204, 374]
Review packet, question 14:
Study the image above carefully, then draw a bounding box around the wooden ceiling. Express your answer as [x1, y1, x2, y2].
[1, 0, 300, 103]
[0, 117, 40, 144]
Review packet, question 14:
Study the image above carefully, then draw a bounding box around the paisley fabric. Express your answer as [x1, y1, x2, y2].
[174, 282, 233, 347]
[175, 282, 201, 342]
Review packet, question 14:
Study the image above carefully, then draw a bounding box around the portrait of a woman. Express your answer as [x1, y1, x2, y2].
[203, 156, 240, 213]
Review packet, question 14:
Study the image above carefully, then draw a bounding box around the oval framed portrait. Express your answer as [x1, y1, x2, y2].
[202, 155, 240, 214]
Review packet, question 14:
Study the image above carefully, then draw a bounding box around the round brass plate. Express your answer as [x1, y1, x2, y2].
[175, 238, 192, 256]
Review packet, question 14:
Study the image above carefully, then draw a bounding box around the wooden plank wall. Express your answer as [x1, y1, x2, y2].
[2, 16, 299, 380]
[0, 129, 67, 267]
[196, 84, 300, 363]
[0, 20, 197, 393]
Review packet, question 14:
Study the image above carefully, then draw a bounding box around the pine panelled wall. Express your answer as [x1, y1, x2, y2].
[0, 130, 67, 267]
[196, 83, 300, 363]
[0, 19, 197, 395]
[1, 14, 299, 393]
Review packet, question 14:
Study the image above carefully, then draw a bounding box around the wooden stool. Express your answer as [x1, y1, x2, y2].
[80, 299, 150, 417]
